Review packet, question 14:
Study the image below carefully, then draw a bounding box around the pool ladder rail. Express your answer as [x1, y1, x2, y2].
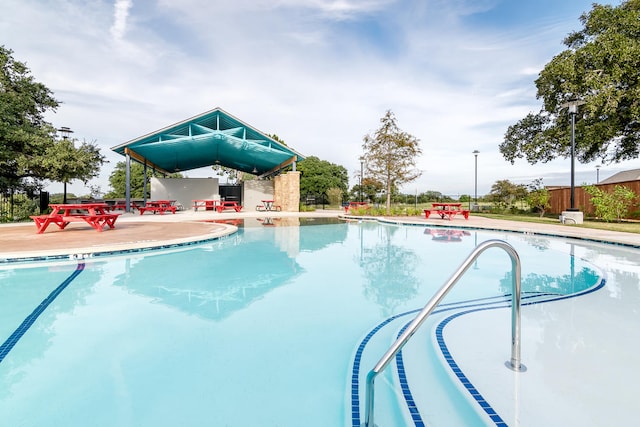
[363, 239, 526, 427]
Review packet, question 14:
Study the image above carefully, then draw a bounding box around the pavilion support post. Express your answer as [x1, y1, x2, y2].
[143, 162, 148, 205]
[274, 171, 300, 212]
[125, 153, 131, 212]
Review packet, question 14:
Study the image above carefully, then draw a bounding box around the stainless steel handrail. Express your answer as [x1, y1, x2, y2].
[363, 239, 524, 427]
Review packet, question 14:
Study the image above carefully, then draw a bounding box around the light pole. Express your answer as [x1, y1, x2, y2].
[472, 150, 479, 211]
[561, 99, 584, 211]
[360, 159, 364, 202]
[596, 164, 601, 184]
[57, 126, 74, 204]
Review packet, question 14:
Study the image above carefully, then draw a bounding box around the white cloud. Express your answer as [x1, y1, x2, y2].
[110, 0, 133, 40]
[2, 0, 636, 197]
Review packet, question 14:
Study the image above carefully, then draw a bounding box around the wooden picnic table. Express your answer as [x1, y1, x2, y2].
[424, 203, 470, 220]
[138, 200, 177, 215]
[30, 203, 120, 234]
[256, 200, 281, 212]
[216, 201, 243, 213]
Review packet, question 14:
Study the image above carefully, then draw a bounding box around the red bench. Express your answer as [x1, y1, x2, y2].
[30, 213, 120, 233]
[138, 200, 177, 215]
[344, 202, 370, 213]
[424, 203, 469, 220]
[216, 201, 243, 213]
[30, 203, 120, 233]
[106, 202, 140, 212]
[192, 199, 219, 211]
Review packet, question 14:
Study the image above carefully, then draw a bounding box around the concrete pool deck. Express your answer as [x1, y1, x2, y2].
[1, 209, 639, 261]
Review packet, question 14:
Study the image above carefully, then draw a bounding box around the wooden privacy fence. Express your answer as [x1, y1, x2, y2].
[548, 180, 640, 217]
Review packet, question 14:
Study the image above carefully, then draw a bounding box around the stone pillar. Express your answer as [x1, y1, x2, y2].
[274, 171, 300, 212]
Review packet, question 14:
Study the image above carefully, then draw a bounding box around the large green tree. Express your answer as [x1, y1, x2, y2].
[297, 156, 348, 197]
[362, 110, 422, 214]
[500, 1, 640, 165]
[105, 161, 182, 198]
[1, 46, 106, 197]
[0, 45, 59, 191]
[488, 179, 527, 209]
[39, 138, 105, 202]
[105, 162, 150, 199]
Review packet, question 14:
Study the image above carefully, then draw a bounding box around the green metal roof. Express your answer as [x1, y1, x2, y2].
[111, 107, 304, 176]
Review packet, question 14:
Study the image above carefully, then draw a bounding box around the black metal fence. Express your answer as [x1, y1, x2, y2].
[301, 193, 330, 209]
[0, 191, 47, 222]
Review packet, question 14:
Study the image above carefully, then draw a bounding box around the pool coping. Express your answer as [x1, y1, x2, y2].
[1, 210, 639, 264]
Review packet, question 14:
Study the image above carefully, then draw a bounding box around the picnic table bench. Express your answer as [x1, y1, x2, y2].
[344, 201, 370, 213]
[424, 203, 470, 220]
[256, 200, 281, 212]
[192, 199, 219, 211]
[424, 228, 471, 242]
[216, 201, 243, 213]
[105, 201, 140, 212]
[138, 200, 177, 215]
[30, 203, 119, 234]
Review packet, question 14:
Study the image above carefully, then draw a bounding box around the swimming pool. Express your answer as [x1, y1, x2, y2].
[0, 219, 638, 426]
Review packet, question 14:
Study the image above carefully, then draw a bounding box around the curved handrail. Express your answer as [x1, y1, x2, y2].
[363, 239, 524, 427]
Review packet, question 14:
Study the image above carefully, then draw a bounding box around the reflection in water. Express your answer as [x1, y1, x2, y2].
[424, 228, 471, 243]
[522, 235, 551, 251]
[500, 267, 600, 296]
[360, 225, 421, 315]
[112, 236, 301, 321]
[111, 223, 349, 321]
[2, 220, 640, 427]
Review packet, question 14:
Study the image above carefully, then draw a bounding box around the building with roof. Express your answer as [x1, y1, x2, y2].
[548, 168, 640, 218]
[111, 108, 305, 211]
[598, 168, 640, 185]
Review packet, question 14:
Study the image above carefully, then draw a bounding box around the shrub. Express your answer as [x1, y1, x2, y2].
[584, 185, 637, 222]
[325, 187, 343, 206]
[0, 193, 39, 222]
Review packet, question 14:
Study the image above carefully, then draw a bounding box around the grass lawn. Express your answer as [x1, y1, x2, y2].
[475, 213, 640, 234]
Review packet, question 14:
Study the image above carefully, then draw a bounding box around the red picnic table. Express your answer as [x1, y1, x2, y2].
[216, 201, 243, 213]
[105, 201, 141, 212]
[424, 228, 471, 242]
[30, 203, 120, 234]
[138, 200, 177, 215]
[424, 203, 470, 220]
[344, 201, 370, 213]
[192, 199, 219, 211]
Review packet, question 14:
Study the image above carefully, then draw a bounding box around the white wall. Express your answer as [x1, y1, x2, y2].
[151, 177, 219, 209]
[243, 180, 274, 210]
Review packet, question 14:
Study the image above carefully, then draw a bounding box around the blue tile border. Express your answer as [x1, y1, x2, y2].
[373, 217, 640, 250]
[352, 274, 606, 427]
[0, 233, 234, 265]
[0, 262, 85, 364]
[432, 277, 606, 426]
[350, 294, 518, 426]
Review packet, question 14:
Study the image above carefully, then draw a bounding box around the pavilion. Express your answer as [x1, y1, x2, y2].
[111, 107, 305, 211]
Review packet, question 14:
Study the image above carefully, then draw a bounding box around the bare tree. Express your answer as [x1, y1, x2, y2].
[362, 110, 422, 214]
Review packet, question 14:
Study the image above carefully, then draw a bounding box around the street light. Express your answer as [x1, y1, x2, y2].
[561, 99, 584, 211]
[57, 126, 73, 140]
[472, 150, 479, 211]
[596, 164, 601, 184]
[360, 159, 364, 202]
[57, 126, 74, 204]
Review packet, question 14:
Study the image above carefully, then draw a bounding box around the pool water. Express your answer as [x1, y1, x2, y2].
[0, 219, 637, 426]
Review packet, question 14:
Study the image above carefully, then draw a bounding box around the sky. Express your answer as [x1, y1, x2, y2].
[1, 0, 635, 198]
